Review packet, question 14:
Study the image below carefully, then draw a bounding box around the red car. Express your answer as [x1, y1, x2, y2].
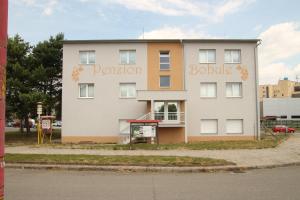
[272, 125, 295, 133]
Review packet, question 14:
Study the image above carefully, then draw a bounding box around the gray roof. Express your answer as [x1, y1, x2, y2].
[63, 39, 260, 44]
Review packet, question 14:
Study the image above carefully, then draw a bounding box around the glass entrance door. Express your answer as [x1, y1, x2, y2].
[154, 101, 179, 122]
[167, 102, 178, 122]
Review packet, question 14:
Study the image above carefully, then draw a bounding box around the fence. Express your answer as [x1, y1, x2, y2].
[261, 120, 300, 128]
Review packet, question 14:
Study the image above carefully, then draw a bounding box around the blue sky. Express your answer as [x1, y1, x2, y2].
[8, 0, 300, 84]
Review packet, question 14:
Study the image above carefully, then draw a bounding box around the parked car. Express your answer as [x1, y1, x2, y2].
[52, 120, 62, 127]
[272, 125, 295, 133]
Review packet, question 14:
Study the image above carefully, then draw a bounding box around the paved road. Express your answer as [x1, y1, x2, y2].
[6, 133, 300, 167]
[5, 166, 300, 200]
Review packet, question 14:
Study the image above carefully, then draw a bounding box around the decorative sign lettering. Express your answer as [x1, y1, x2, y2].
[93, 65, 142, 76]
[71, 64, 143, 82]
[236, 65, 249, 81]
[189, 64, 232, 76]
[189, 64, 249, 81]
[72, 65, 84, 82]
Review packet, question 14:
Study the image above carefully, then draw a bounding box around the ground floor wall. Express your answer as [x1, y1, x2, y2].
[188, 135, 255, 143]
[61, 136, 119, 144]
[157, 127, 185, 144]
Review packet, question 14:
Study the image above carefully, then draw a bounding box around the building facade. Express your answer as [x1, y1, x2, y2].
[62, 39, 260, 144]
[259, 78, 300, 100]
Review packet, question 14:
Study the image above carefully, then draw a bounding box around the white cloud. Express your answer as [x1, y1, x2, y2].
[215, 0, 255, 20]
[109, 0, 255, 22]
[12, 0, 59, 16]
[138, 26, 215, 39]
[42, 0, 58, 16]
[260, 63, 300, 84]
[259, 22, 300, 84]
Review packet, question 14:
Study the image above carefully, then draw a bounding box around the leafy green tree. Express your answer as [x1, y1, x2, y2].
[6, 33, 64, 133]
[32, 33, 64, 118]
[6, 35, 45, 133]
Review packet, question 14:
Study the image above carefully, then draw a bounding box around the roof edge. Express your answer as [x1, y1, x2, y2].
[63, 39, 261, 44]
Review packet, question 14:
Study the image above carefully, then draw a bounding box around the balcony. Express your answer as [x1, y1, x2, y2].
[136, 90, 187, 101]
[139, 112, 185, 127]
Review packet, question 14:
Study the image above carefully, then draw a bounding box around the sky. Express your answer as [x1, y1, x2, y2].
[8, 0, 300, 84]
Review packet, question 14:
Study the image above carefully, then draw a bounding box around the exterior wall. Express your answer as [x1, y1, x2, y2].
[263, 98, 300, 120]
[147, 43, 184, 90]
[184, 42, 258, 139]
[158, 127, 185, 144]
[62, 40, 259, 143]
[62, 43, 148, 143]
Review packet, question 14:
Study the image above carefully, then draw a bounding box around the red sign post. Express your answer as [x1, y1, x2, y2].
[0, 0, 8, 199]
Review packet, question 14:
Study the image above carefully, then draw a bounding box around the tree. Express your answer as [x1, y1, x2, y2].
[6, 35, 45, 133]
[6, 33, 64, 133]
[32, 33, 64, 118]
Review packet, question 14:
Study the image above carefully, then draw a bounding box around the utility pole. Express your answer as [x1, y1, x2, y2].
[0, 0, 8, 199]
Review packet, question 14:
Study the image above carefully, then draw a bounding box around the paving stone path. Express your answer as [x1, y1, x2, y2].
[6, 133, 300, 167]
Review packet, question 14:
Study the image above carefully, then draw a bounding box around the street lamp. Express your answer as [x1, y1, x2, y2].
[37, 102, 43, 144]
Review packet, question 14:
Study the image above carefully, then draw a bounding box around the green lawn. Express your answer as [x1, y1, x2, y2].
[57, 136, 288, 150]
[5, 129, 61, 146]
[5, 154, 234, 167]
[5, 129, 290, 150]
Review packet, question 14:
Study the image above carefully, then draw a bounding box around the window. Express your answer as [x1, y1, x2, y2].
[291, 115, 300, 119]
[199, 49, 216, 63]
[120, 50, 136, 65]
[79, 51, 95, 64]
[224, 50, 241, 63]
[201, 119, 218, 134]
[200, 83, 217, 98]
[119, 119, 130, 134]
[120, 83, 136, 98]
[160, 51, 170, 70]
[226, 119, 243, 134]
[226, 82, 242, 97]
[160, 76, 170, 88]
[79, 83, 94, 98]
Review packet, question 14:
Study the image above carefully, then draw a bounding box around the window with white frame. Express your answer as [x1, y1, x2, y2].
[120, 50, 136, 65]
[226, 119, 243, 134]
[224, 50, 241, 63]
[160, 51, 170, 70]
[160, 76, 170, 88]
[199, 49, 216, 63]
[79, 83, 94, 98]
[226, 82, 242, 97]
[120, 83, 136, 98]
[200, 83, 217, 98]
[201, 119, 218, 134]
[79, 51, 95, 64]
[119, 119, 130, 134]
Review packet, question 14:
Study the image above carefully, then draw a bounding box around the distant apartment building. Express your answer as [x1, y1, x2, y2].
[259, 78, 300, 100]
[62, 39, 260, 144]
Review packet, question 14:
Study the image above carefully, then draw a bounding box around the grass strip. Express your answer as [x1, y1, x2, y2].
[5, 154, 234, 167]
[38, 134, 289, 150]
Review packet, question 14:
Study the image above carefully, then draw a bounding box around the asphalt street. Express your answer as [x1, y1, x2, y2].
[5, 166, 300, 200]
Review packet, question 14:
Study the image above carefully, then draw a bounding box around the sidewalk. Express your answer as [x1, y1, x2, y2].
[5, 133, 300, 169]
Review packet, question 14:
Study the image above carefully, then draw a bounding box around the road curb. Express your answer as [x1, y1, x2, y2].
[5, 162, 300, 173]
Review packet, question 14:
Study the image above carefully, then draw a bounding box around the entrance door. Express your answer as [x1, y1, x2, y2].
[167, 102, 179, 122]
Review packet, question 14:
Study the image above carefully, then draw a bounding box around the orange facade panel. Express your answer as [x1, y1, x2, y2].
[147, 43, 184, 91]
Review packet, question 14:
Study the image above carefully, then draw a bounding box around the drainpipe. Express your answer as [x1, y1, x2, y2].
[254, 40, 262, 140]
[0, 0, 8, 199]
[180, 39, 188, 143]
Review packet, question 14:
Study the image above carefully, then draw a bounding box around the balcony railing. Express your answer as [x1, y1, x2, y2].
[138, 112, 185, 125]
